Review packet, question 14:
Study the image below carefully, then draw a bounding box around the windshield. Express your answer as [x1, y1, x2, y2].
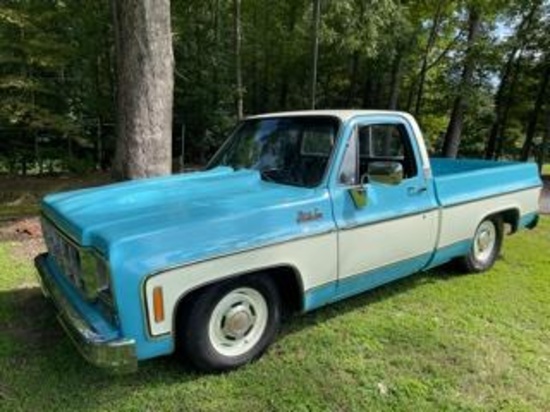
[207, 116, 340, 187]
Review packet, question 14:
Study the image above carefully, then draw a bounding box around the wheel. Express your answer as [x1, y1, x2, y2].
[176, 275, 281, 372]
[459, 215, 503, 273]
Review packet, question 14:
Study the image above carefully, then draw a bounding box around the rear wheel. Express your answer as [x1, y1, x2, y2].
[459, 215, 503, 273]
[176, 275, 281, 372]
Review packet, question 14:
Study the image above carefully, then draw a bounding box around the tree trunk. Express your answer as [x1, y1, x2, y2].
[346, 51, 360, 106]
[521, 57, 550, 161]
[111, 0, 174, 180]
[310, 0, 321, 109]
[538, 108, 550, 172]
[484, 48, 518, 159]
[405, 78, 416, 112]
[441, 7, 481, 158]
[485, 2, 540, 159]
[388, 51, 403, 110]
[494, 53, 524, 159]
[233, 0, 244, 119]
[414, 0, 444, 117]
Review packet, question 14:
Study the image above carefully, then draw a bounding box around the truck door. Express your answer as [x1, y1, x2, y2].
[330, 116, 439, 298]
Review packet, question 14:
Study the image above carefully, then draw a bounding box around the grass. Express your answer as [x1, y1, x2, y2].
[1, 218, 549, 411]
[542, 164, 550, 176]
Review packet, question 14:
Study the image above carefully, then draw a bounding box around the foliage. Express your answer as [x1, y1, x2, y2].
[0, 0, 549, 174]
[1, 217, 549, 409]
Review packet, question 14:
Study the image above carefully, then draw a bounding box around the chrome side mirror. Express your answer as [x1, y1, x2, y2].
[348, 174, 369, 209]
[367, 161, 403, 186]
[349, 186, 367, 208]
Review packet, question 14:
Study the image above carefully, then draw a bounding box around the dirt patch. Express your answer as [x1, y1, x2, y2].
[0, 173, 111, 221]
[0, 217, 45, 261]
[0, 173, 111, 193]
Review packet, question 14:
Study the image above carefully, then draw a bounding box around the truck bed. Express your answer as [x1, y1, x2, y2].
[430, 158, 541, 208]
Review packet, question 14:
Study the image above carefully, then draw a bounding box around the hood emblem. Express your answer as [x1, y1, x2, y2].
[297, 208, 323, 224]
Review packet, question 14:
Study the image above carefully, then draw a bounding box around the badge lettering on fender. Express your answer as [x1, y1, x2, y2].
[297, 208, 323, 224]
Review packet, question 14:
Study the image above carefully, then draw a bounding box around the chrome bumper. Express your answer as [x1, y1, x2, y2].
[34, 254, 137, 373]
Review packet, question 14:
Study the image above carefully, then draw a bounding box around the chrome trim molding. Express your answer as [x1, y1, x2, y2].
[35, 254, 137, 373]
[340, 207, 439, 231]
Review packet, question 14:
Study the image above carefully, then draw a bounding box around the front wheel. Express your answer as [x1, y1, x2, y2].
[459, 215, 503, 273]
[176, 275, 281, 372]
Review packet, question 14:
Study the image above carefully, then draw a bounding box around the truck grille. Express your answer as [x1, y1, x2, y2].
[42, 218, 83, 289]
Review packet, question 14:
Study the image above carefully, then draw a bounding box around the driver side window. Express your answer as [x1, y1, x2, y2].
[339, 122, 417, 186]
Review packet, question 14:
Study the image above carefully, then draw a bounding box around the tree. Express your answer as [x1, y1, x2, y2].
[520, 53, 550, 161]
[233, 0, 244, 119]
[441, 5, 481, 158]
[111, 0, 174, 180]
[484, 1, 541, 159]
[3, 0, 550, 172]
[310, 0, 321, 109]
[414, 0, 444, 116]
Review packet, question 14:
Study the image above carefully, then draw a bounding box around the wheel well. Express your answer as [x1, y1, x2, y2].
[262, 266, 303, 317]
[497, 208, 520, 233]
[174, 266, 304, 334]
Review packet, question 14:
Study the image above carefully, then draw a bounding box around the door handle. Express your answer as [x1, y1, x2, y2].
[407, 186, 427, 196]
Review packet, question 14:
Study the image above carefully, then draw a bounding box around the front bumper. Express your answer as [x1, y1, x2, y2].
[34, 253, 137, 373]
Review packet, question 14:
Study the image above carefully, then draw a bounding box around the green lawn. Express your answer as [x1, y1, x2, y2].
[543, 164, 550, 176]
[1, 219, 549, 411]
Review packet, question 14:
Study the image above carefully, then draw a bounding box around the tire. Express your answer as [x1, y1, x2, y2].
[176, 275, 281, 372]
[459, 215, 503, 273]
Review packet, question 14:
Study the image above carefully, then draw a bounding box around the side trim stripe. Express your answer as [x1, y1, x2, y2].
[303, 239, 474, 312]
[304, 252, 431, 311]
[438, 184, 541, 209]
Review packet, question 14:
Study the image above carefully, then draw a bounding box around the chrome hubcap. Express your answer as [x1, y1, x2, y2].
[208, 287, 268, 357]
[222, 304, 255, 339]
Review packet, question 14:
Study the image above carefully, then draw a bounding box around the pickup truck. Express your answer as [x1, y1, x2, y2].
[34, 110, 542, 372]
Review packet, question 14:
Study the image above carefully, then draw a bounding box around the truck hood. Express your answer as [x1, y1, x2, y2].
[42, 167, 333, 272]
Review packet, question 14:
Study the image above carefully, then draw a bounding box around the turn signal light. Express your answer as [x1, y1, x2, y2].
[153, 287, 165, 323]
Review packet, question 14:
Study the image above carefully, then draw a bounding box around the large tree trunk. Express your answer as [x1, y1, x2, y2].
[111, 0, 174, 180]
[441, 7, 481, 158]
[521, 56, 550, 161]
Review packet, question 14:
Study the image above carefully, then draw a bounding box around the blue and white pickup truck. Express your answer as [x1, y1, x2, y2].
[35, 110, 541, 372]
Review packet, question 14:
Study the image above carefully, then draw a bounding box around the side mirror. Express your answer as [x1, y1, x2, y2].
[349, 186, 367, 208]
[348, 173, 369, 209]
[367, 161, 403, 186]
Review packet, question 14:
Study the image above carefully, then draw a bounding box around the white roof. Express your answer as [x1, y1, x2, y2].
[246, 109, 411, 122]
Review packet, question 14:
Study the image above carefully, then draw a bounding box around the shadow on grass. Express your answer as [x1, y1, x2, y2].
[0, 262, 470, 408]
[0, 287, 200, 405]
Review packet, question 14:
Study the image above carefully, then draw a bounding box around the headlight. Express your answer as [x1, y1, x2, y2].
[80, 250, 110, 300]
[80, 251, 118, 325]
